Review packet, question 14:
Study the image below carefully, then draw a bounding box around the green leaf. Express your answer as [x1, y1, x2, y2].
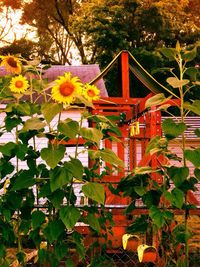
[58, 119, 79, 139]
[163, 191, 174, 204]
[159, 47, 177, 60]
[31, 210, 46, 230]
[149, 206, 165, 228]
[134, 166, 154, 175]
[134, 185, 147, 196]
[11, 171, 35, 191]
[185, 148, 200, 167]
[82, 182, 105, 204]
[182, 47, 197, 62]
[145, 93, 171, 109]
[80, 127, 103, 145]
[87, 213, 101, 232]
[0, 142, 16, 156]
[167, 77, 189, 88]
[59, 206, 80, 229]
[90, 148, 124, 167]
[184, 101, 200, 116]
[5, 116, 22, 131]
[43, 220, 65, 243]
[127, 215, 148, 234]
[167, 166, 189, 187]
[41, 145, 65, 169]
[185, 67, 198, 81]
[76, 95, 94, 108]
[146, 136, 160, 154]
[49, 190, 65, 209]
[171, 188, 184, 209]
[162, 118, 186, 139]
[50, 166, 73, 192]
[65, 259, 74, 267]
[64, 158, 83, 180]
[16, 144, 28, 160]
[41, 103, 63, 124]
[21, 117, 46, 132]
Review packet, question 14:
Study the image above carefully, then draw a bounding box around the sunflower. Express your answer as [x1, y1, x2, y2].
[51, 72, 83, 105]
[83, 84, 100, 102]
[0, 55, 22, 74]
[9, 75, 29, 93]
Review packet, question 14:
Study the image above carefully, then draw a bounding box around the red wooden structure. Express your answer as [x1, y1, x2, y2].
[77, 51, 200, 251]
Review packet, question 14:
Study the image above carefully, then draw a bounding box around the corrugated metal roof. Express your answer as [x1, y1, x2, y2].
[0, 64, 108, 97]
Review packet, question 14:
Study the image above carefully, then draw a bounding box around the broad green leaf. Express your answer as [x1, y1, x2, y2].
[185, 148, 200, 167]
[145, 93, 171, 109]
[142, 190, 161, 208]
[146, 136, 160, 154]
[134, 185, 147, 196]
[72, 231, 85, 259]
[149, 206, 165, 228]
[41, 103, 62, 124]
[184, 101, 200, 116]
[0, 142, 16, 156]
[41, 145, 65, 169]
[11, 171, 35, 191]
[167, 166, 189, 187]
[43, 220, 65, 243]
[127, 215, 148, 234]
[167, 77, 189, 88]
[182, 47, 197, 62]
[54, 243, 68, 261]
[162, 118, 186, 139]
[5, 116, 22, 131]
[163, 191, 174, 204]
[87, 213, 101, 232]
[49, 190, 65, 209]
[21, 117, 46, 132]
[16, 143, 28, 160]
[50, 166, 73, 192]
[58, 119, 79, 139]
[64, 158, 83, 180]
[80, 127, 103, 145]
[134, 166, 154, 175]
[90, 148, 124, 167]
[15, 102, 32, 116]
[185, 67, 198, 81]
[82, 182, 105, 204]
[31, 210, 46, 230]
[59, 206, 80, 229]
[171, 188, 184, 209]
[76, 95, 94, 108]
[159, 47, 177, 60]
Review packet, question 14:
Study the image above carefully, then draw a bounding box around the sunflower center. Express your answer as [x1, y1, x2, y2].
[15, 81, 23, 88]
[7, 57, 18, 68]
[87, 89, 95, 97]
[59, 81, 75, 96]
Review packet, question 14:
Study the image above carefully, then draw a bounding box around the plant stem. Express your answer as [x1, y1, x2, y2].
[178, 54, 189, 267]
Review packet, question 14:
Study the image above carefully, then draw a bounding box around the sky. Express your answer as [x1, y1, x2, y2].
[0, 7, 36, 45]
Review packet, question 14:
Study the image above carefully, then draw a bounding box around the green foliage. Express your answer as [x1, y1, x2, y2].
[117, 42, 200, 267]
[0, 56, 124, 266]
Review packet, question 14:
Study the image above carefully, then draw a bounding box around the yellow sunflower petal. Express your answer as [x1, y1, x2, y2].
[83, 84, 100, 102]
[9, 75, 29, 94]
[51, 72, 83, 105]
[0, 54, 22, 74]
